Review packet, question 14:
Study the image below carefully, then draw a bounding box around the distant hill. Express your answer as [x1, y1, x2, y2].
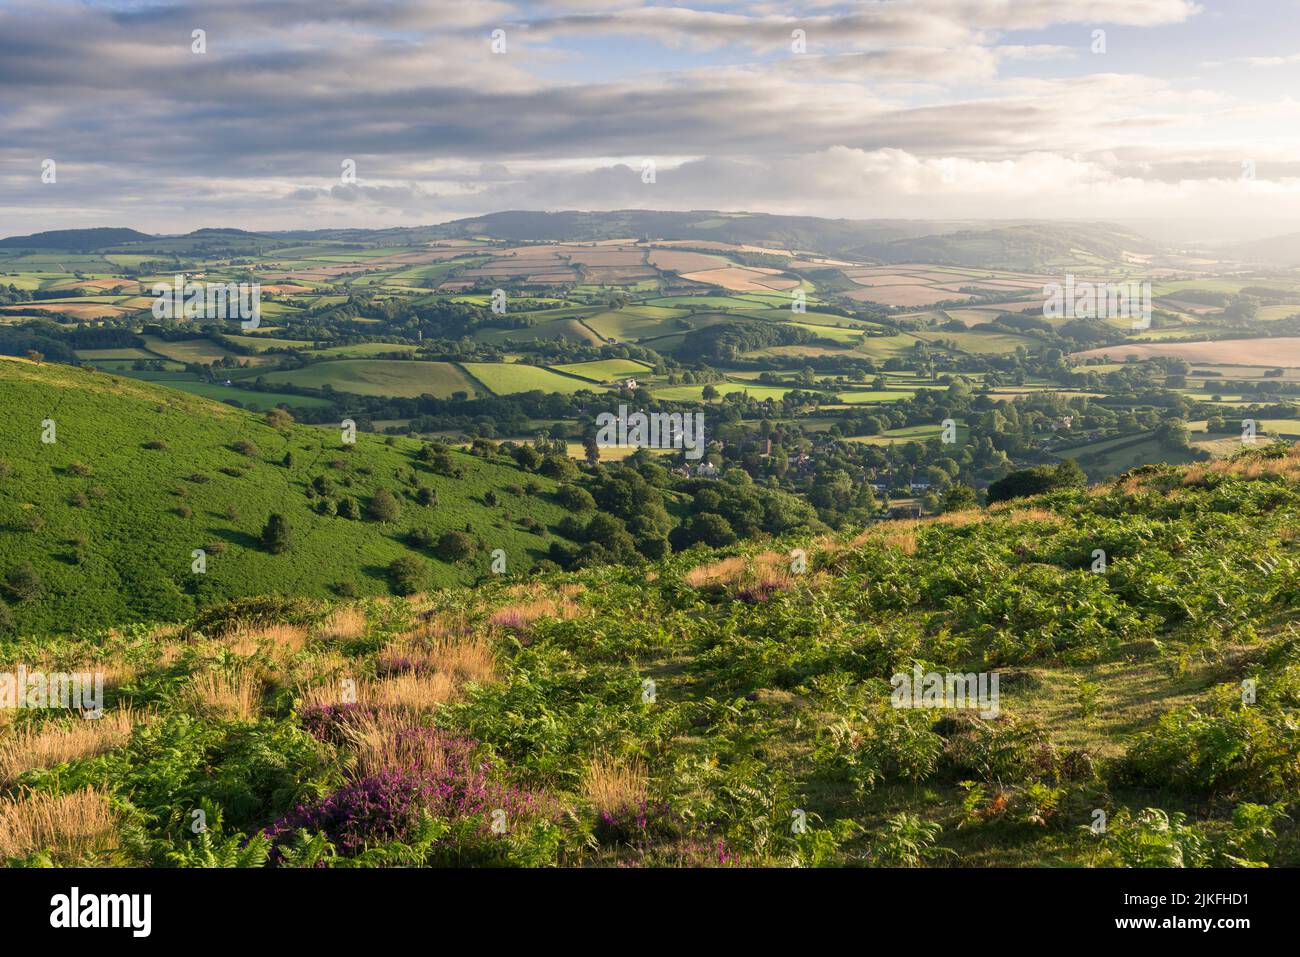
[0, 227, 154, 250]
[1221, 231, 1300, 267]
[0, 212, 1165, 270]
[0, 359, 579, 635]
[438, 210, 1162, 270]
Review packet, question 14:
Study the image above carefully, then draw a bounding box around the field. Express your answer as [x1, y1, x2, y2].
[259, 360, 482, 398]
[1074, 338, 1300, 366]
[548, 358, 652, 383]
[461, 362, 606, 396]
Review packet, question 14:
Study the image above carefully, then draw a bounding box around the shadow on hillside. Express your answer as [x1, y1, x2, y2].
[208, 527, 263, 551]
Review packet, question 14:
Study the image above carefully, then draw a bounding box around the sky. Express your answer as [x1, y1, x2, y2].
[3, 0, 1300, 239]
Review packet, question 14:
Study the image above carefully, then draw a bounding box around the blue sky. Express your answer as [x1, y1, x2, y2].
[2, 0, 1299, 238]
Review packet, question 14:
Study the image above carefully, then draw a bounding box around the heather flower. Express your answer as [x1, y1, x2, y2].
[264, 768, 434, 860]
[264, 729, 548, 861]
[594, 798, 674, 846]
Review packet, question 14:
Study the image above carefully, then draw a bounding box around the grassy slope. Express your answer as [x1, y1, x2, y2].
[0, 359, 574, 634]
[7, 443, 1300, 867]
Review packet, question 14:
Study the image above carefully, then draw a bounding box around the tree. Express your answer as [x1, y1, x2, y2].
[556, 484, 596, 512]
[3, 563, 42, 602]
[387, 556, 427, 596]
[366, 487, 402, 523]
[260, 513, 291, 554]
[986, 461, 1084, 503]
[435, 530, 476, 562]
[941, 483, 978, 512]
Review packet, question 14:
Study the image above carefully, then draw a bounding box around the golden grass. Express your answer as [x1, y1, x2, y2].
[0, 709, 136, 784]
[583, 755, 648, 815]
[316, 605, 367, 642]
[684, 551, 799, 595]
[380, 634, 496, 686]
[299, 670, 456, 714]
[186, 669, 263, 719]
[0, 788, 118, 863]
[345, 712, 454, 779]
[360, 672, 456, 712]
[487, 597, 579, 631]
[684, 555, 747, 589]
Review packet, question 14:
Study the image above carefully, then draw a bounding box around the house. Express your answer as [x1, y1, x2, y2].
[910, 482, 931, 493]
[695, 462, 720, 478]
[622, 377, 638, 390]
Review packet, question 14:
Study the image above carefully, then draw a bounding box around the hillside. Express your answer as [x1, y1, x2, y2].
[0, 212, 1162, 272]
[0, 227, 154, 250]
[0, 358, 578, 635]
[441, 210, 1158, 269]
[1223, 230, 1300, 267]
[4, 442, 1300, 867]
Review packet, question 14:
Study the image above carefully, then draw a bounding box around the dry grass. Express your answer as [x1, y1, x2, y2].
[249, 623, 309, 654]
[583, 755, 648, 815]
[487, 597, 579, 631]
[316, 605, 367, 642]
[0, 788, 118, 863]
[300, 669, 457, 713]
[684, 552, 799, 597]
[360, 672, 456, 712]
[186, 669, 263, 719]
[345, 711, 454, 778]
[379, 633, 496, 686]
[0, 709, 136, 784]
[684, 555, 748, 589]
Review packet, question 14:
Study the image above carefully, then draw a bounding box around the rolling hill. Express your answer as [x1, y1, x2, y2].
[0, 358, 578, 635]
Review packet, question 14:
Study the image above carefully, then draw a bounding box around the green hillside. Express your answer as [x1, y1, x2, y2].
[5, 443, 1300, 868]
[0, 358, 576, 635]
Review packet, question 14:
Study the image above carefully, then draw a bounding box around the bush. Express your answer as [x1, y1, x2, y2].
[261, 513, 292, 554]
[366, 488, 402, 523]
[4, 564, 43, 602]
[387, 556, 428, 596]
[435, 530, 476, 563]
[406, 528, 436, 550]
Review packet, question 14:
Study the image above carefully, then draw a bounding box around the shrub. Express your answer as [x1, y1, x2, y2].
[4, 564, 42, 603]
[387, 556, 428, 596]
[435, 531, 476, 563]
[366, 488, 402, 523]
[260, 513, 292, 554]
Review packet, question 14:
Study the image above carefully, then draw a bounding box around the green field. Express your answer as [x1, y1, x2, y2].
[260, 360, 482, 398]
[461, 362, 604, 395]
[548, 358, 653, 382]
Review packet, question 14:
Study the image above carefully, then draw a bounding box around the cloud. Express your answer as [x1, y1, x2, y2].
[7, 0, 1299, 237]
